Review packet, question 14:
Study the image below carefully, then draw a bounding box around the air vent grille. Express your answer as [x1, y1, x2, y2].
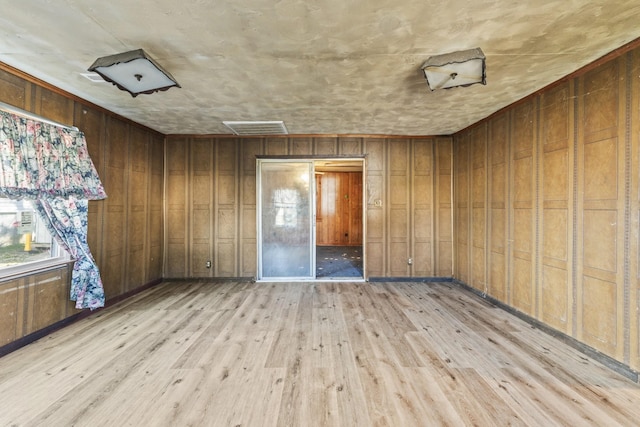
[223, 120, 288, 135]
[81, 72, 107, 83]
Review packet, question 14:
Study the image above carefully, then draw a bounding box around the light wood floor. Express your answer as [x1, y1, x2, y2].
[1, 280, 639, 426]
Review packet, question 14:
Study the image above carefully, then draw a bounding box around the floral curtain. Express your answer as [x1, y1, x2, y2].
[0, 111, 107, 199]
[0, 110, 107, 309]
[35, 197, 105, 310]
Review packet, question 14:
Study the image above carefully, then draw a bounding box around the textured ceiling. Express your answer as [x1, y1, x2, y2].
[0, 1, 639, 136]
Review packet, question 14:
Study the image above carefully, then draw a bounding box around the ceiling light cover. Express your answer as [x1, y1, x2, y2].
[421, 48, 486, 91]
[88, 49, 180, 97]
[223, 121, 289, 135]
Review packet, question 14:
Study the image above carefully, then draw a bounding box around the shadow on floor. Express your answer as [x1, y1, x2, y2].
[316, 245, 363, 278]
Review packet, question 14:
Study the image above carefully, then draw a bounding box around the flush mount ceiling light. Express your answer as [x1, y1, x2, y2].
[223, 121, 289, 135]
[421, 48, 486, 91]
[88, 49, 180, 97]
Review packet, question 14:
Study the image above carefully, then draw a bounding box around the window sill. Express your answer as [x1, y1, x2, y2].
[0, 258, 75, 283]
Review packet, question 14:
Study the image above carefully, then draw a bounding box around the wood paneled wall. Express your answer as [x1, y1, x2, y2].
[0, 265, 72, 347]
[453, 48, 640, 370]
[316, 171, 363, 246]
[165, 137, 240, 278]
[164, 136, 453, 279]
[0, 65, 164, 348]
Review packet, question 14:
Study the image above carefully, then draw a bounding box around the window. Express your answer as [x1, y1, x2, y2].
[0, 199, 67, 277]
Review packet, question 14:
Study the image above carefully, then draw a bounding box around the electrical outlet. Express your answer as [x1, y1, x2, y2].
[206, 260, 212, 268]
[407, 258, 413, 265]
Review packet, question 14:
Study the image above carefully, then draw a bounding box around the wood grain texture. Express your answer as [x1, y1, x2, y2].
[435, 139, 453, 277]
[166, 136, 453, 279]
[455, 134, 471, 284]
[316, 172, 363, 246]
[0, 67, 165, 352]
[0, 279, 638, 426]
[489, 113, 509, 303]
[454, 50, 640, 373]
[630, 47, 640, 378]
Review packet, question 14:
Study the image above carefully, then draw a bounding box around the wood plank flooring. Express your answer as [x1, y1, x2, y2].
[1, 280, 639, 426]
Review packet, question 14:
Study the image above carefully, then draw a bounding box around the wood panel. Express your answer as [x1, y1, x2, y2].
[435, 139, 453, 277]
[364, 138, 385, 277]
[165, 137, 239, 278]
[348, 172, 363, 245]
[290, 137, 312, 155]
[0, 68, 31, 110]
[314, 137, 338, 156]
[412, 139, 433, 276]
[454, 46, 640, 373]
[540, 81, 574, 333]
[26, 269, 69, 333]
[388, 139, 410, 276]
[0, 266, 71, 347]
[315, 172, 362, 246]
[147, 134, 165, 283]
[510, 99, 537, 316]
[166, 135, 452, 280]
[0, 277, 21, 345]
[34, 86, 73, 125]
[101, 117, 128, 298]
[165, 138, 189, 278]
[125, 126, 149, 291]
[455, 134, 471, 283]
[488, 113, 509, 302]
[631, 48, 640, 373]
[338, 137, 362, 156]
[240, 138, 262, 277]
[576, 59, 626, 359]
[216, 138, 238, 276]
[265, 137, 288, 156]
[470, 125, 487, 292]
[190, 138, 213, 277]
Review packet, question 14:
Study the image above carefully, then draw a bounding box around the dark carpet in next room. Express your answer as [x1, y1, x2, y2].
[316, 245, 363, 278]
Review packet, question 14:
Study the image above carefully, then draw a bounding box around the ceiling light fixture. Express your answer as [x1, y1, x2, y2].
[421, 48, 486, 91]
[88, 49, 180, 97]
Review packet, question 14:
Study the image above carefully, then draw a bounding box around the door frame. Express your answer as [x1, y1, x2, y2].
[256, 155, 366, 281]
[256, 159, 315, 281]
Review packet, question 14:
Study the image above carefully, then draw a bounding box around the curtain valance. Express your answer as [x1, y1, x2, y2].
[0, 111, 106, 200]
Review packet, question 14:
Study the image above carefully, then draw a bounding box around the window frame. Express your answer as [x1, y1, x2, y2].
[0, 200, 71, 280]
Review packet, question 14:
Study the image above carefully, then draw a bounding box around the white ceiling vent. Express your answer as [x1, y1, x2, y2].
[223, 120, 288, 135]
[81, 72, 107, 83]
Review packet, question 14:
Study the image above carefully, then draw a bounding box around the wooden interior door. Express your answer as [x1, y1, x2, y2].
[315, 171, 362, 246]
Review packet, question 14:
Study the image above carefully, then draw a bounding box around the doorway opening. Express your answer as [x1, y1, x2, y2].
[256, 158, 365, 281]
[314, 160, 363, 279]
